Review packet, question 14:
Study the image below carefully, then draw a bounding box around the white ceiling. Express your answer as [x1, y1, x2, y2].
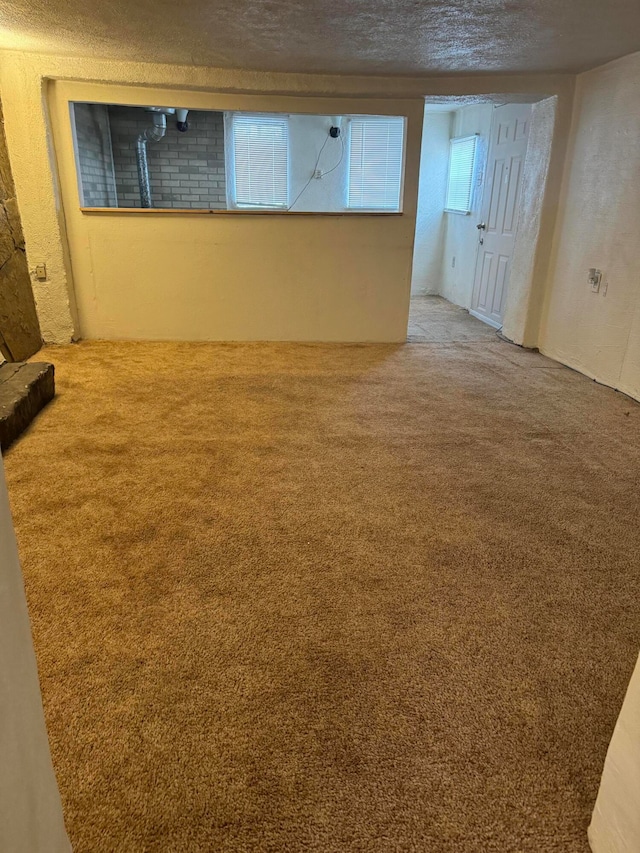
[0, 0, 638, 77]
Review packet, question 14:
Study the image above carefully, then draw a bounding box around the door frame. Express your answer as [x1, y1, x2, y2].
[415, 93, 559, 347]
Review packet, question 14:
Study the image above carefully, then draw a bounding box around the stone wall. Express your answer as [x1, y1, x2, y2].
[0, 102, 41, 361]
[73, 103, 118, 207]
[108, 107, 227, 209]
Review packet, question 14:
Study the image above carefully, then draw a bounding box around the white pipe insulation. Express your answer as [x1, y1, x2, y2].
[176, 108, 189, 132]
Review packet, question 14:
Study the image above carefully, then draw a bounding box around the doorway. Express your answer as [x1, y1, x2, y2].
[409, 95, 556, 345]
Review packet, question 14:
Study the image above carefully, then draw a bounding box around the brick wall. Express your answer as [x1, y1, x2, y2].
[108, 107, 227, 209]
[73, 103, 118, 207]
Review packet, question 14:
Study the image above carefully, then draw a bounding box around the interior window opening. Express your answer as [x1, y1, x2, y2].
[71, 103, 407, 214]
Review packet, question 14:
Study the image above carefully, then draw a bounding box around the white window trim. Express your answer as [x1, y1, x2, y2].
[345, 115, 407, 213]
[444, 134, 479, 216]
[225, 112, 291, 210]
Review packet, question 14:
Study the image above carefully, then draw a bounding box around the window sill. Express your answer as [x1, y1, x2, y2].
[444, 209, 472, 216]
[80, 207, 404, 216]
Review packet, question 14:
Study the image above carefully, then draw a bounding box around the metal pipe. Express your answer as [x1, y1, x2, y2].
[136, 112, 167, 208]
[136, 137, 152, 208]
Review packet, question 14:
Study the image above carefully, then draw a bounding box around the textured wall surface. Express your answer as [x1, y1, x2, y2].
[0, 102, 41, 360]
[590, 653, 640, 853]
[502, 96, 557, 346]
[540, 51, 640, 401]
[73, 102, 117, 207]
[108, 107, 226, 209]
[0, 49, 575, 343]
[411, 109, 450, 295]
[48, 79, 424, 342]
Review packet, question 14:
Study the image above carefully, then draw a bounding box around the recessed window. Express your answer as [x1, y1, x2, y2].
[445, 135, 478, 214]
[347, 116, 405, 212]
[228, 114, 289, 209]
[70, 103, 406, 214]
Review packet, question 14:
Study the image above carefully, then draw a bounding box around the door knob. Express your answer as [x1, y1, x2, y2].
[477, 222, 486, 230]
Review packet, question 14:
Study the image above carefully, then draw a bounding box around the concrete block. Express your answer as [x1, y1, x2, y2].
[0, 362, 55, 451]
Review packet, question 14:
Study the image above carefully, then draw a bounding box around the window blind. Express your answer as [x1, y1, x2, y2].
[445, 135, 478, 214]
[347, 117, 405, 211]
[231, 114, 289, 208]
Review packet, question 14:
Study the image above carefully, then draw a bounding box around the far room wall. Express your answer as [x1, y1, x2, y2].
[288, 114, 349, 212]
[410, 110, 450, 295]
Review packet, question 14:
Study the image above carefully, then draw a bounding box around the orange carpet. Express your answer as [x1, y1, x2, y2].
[4, 337, 640, 852]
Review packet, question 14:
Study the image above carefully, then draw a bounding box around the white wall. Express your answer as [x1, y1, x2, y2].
[539, 51, 640, 400]
[0, 455, 70, 853]
[288, 114, 347, 212]
[439, 103, 494, 308]
[410, 109, 450, 295]
[534, 53, 640, 850]
[589, 653, 640, 853]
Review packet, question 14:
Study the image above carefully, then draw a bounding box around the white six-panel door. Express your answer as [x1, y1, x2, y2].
[470, 104, 532, 328]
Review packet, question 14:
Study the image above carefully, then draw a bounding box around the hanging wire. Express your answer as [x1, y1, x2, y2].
[288, 132, 343, 211]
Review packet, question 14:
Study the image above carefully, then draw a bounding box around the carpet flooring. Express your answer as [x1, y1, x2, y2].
[4, 335, 640, 852]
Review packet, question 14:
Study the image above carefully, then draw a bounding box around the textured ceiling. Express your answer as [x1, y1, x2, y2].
[0, 0, 638, 76]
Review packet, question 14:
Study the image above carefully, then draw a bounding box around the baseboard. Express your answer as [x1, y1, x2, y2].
[537, 346, 640, 405]
[468, 309, 502, 330]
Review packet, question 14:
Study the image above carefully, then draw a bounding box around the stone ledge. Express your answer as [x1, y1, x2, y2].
[0, 362, 55, 451]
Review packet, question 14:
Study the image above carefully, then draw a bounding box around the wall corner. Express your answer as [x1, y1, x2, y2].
[0, 58, 78, 344]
